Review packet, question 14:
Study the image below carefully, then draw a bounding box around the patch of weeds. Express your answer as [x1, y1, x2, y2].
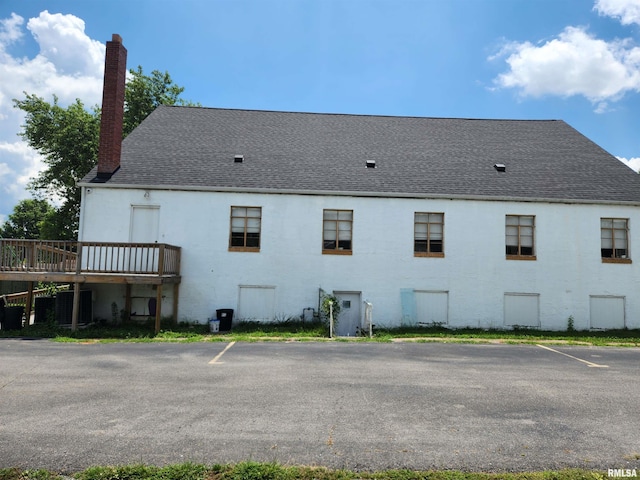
[0, 469, 64, 480]
[0, 469, 21, 480]
[231, 320, 326, 337]
[224, 461, 288, 480]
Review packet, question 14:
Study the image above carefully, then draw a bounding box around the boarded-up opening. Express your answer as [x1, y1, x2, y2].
[238, 285, 276, 322]
[590, 295, 625, 330]
[415, 290, 449, 326]
[130, 205, 159, 242]
[129, 205, 160, 272]
[504, 293, 539, 328]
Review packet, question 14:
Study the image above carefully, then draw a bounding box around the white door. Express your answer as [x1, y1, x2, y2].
[334, 291, 361, 336]
[129, 206, 160, 272]
[590, 296, 625, 329]
[238, 286, 276, 322]
[130, 205, 159, 242]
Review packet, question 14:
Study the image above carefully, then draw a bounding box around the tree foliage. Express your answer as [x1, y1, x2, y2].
[13, 94, 100, 239]
[12, 66, 195, 239]
[124, 66, 195, 136]
[0, 198, 54, 239]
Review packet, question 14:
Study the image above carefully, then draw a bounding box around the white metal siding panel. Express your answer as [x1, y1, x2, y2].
[238, 286, 276, 322]
[504, 293, 540, 327]
[590, 296, 625, 329]
[415, 291, 449, 325]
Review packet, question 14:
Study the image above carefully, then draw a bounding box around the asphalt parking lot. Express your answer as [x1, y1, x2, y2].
[0, 339, 639, 473]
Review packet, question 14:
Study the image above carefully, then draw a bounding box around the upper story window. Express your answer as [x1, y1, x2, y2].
[229, 206, 261, 252]
[323, 209, 353, 255]
[506, 215, 536, 260]
[414, 212, 444, 257]
[601, 218, 631, 263]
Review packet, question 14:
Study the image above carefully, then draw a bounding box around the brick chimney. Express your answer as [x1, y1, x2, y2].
[95, 34, 127, 182]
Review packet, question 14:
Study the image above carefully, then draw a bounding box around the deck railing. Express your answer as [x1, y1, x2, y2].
[0, 240, 181, 276]
[3, 284, 70, 307]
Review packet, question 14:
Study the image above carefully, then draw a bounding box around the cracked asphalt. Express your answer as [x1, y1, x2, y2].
[0, 339, 639, 473]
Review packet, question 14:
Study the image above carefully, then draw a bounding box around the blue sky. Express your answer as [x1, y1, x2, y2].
[1, 0, 640, 224]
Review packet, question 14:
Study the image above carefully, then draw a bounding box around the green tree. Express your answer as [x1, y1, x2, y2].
[14, 95, 100, 240]
[124, 66, 195, 136]
[13, 66, 196, 239]
[0, 198, 54, 239]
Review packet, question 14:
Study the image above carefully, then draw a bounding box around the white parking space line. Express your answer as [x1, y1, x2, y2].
[208, 341, 236, 364]
[536, 344, 609, 368]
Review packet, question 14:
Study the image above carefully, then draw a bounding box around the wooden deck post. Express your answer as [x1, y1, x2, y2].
[25, 281, 34, 327]
[172, 283, 180, 325]
[71, 282, 81, 331]
[124, 284, 132, 324]
[154, 284, 163, 334]
[71, 242, 83, 331]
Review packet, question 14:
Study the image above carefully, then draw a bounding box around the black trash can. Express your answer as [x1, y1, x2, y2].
[3, 306, 24, 331]
[216, 309, 234, 332]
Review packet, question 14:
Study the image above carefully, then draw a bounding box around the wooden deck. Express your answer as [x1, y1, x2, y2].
[0, 240, 181, 332]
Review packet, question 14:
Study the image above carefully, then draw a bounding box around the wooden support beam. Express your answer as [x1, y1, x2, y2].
[25, 281, 34, 327]
[71, 242, 83, 331]
[124, 284, 132, 323]
[154, 284, 163, 334]
[172, 283, 180, 325]
[71, 282, 81, 331]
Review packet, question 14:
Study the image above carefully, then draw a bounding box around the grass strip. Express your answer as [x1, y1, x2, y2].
[0, 463, 614, 480]
[0, 319, 638, 347]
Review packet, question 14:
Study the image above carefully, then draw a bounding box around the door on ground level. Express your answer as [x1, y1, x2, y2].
[334, 291, 361, 336]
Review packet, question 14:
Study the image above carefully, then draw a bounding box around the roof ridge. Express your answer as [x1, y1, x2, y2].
[156, 104, 561, 123]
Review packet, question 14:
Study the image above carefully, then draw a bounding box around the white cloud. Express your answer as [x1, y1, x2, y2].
[27, 11, 104, 77]
[0, 12, 24, 46]
[0, 10, 104, 116]
[0, 141, 44, 224]
[493, 26, 640, 106]
[595, 0, 640, 26]
[617, 156, 640, 171]
[0, 10, 105, 222]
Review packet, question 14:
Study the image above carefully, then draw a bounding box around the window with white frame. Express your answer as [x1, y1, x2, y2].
[506, 215, 535, 259]
[323, 209, 353, 254]
[414, 212, 444, 257]
[229, 206, 261, 251]
[601, 218, 630, 262]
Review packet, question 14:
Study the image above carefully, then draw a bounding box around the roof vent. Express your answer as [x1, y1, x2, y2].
[234, 155, 244, 163]
[366, 160, 376, 169]
[494, 163, 506, 172]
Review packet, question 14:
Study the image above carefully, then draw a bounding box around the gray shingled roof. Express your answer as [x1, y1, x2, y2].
[81, 105, 640, 203]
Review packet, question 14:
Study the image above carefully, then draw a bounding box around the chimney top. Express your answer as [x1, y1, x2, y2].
[93, 34, 127, 183]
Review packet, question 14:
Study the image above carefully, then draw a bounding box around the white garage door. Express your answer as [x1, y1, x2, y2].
[238, 286, 276, 322]
[415, 291, 449, 326]
[590, 296, 625, 330]
[504, 293, 539, 328]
